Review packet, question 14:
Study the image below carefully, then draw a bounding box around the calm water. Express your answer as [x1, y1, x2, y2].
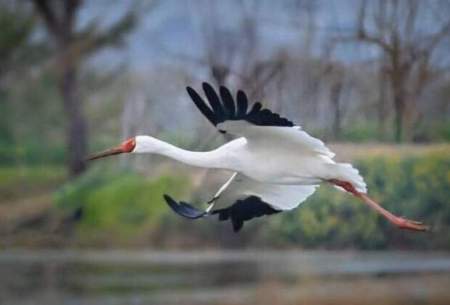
[1, 250, 450, 305]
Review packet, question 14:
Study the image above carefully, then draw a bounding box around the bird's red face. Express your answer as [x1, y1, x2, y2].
[87, 137, 136, 161]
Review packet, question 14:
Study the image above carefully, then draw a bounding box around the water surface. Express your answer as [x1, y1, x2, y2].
[1, 250, 450, 305]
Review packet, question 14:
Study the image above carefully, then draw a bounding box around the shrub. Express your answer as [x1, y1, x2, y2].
[54, 167, 190, 237]
[269, 152, 450, 249]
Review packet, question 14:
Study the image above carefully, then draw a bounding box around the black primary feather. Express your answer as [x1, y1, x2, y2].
[236, 90, 248, 117]
[212, 196, 280, 232]
[164, 194, 207, 219]
[187, 82, 294, 132]
[186, 86, 217, 126]
[219, 86, 235, 117]
[247, 102, 262, 116]
[202, 82, 225, 120]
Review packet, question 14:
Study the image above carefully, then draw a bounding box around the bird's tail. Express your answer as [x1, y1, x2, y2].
[328, 163, 367, 193]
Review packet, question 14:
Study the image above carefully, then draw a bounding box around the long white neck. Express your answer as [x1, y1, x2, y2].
[134, 135, 228, 169]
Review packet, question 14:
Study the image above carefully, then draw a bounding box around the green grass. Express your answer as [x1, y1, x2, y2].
[54, 167, 191, 240]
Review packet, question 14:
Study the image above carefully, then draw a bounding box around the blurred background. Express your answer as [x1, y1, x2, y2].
[0, 0, 449, 304]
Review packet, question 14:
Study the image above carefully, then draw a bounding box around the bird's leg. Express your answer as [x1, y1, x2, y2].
[329, 179, 429, 232]
[205, 201, 215, 213]
[205, 172, 238, 214]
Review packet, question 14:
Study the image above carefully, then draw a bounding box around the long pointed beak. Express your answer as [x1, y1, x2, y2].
[87, 146, 124, 161]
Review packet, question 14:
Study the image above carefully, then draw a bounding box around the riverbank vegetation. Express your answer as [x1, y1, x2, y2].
[1, 1, 449, 251]
[1, 144, 448, 250]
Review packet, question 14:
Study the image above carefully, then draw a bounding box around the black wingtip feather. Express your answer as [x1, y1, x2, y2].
[202, 82, 225, 119]
[236, 90, 248, 117]
[187, 83, 295, 131]
[186, 86, 217, 126]
[219, 86, 236, 117]
[248, 102, 262, 115]
[163, 194, 207, 219]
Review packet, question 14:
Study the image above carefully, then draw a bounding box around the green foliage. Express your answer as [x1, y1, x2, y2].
[0, 142, 66, 166]
[0, 165, 64, 187]
[340, 122, 380, 142]
[0, 165, 65, 201]
[268, 153, 450, 249]
[51, 152, 449, 249]
[1, 150, 449, 249]
[54, 167, 191, 236]
[425, 121, 450, 142]
[0, 2, 35, 71]
[0, 69, 64, 166]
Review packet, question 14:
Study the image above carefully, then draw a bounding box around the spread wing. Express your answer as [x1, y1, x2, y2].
[164, 173, 318, 232]
[186, 82, 335, 159]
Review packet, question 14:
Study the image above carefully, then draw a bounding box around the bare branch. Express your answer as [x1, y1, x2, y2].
[70, 11, 136, 61]
[426, 21, 450, 51]
[63, 0, 82, 34]
[32, 0, 61, 38]
[346, 0, 394, 54]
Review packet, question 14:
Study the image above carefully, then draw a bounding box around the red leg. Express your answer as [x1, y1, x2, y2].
[329, 179, 429, 232]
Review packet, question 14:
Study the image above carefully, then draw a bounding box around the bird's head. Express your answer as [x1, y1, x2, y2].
[87, 135, 164, 161]
[87, 137, 137, 161]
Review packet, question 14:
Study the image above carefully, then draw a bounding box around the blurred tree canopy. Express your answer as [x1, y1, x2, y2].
[0, 0, 449, 249]
[1, 0, 448, 170]
[353, 0, 450, 142]
[0, 2, 38, 148]
[31, 0, 137, 177]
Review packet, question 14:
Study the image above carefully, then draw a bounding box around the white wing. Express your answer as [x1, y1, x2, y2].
[186, 83, 366, 192]
[218, 121, 335, 159]
[164, 173, 318, 232]
[212, 173, 318, 211]
[187, 82, 334, 159]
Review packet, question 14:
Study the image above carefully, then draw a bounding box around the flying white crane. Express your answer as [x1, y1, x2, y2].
[88, 82, 428, 232]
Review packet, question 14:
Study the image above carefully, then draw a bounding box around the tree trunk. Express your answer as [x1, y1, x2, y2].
[377, 66, 387, 140]
[59, 51, 87, 177]
[393, 92, 405, 143]
[330, 80, 343, 140]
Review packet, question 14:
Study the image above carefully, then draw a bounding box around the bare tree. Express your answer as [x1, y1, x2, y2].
[32, 0, 137, 176]
[186, 0, 286, 103]
[354, 0, 450, 142]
